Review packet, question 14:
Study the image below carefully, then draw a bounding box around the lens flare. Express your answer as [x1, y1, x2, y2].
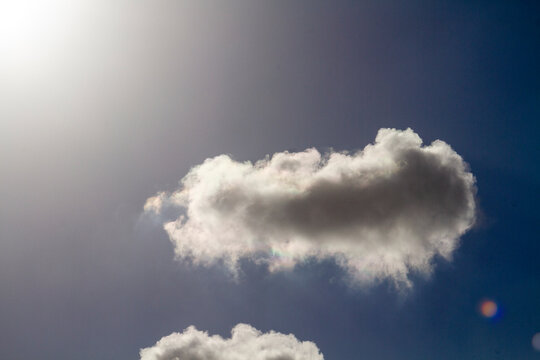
[479, 299, 498, 318]
[532, 333, 540, 351]
[267, 247, 311, 272]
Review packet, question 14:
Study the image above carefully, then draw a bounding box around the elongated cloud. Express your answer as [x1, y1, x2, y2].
[139, 323, 324, 360]
[145, 128, 476, 286]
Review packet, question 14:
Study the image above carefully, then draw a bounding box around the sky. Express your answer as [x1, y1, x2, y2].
[0, 1, 539, 359]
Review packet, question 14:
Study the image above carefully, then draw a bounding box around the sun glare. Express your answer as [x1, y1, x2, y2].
[0, 0, 75, 73]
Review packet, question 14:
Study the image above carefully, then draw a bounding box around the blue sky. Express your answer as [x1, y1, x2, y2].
[0, 1, 539, 359]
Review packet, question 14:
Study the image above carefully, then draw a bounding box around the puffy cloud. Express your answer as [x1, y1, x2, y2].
[145, 128, 476, 287]
[139, 323, 324, 360]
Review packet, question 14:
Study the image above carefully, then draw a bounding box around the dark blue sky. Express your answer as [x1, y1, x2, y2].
[0, 1, 539, 359]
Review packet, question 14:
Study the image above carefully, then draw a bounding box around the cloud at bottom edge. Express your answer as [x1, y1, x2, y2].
[140, 323, 324, 360]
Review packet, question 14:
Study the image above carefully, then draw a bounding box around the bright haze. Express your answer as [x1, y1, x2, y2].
[0, 1, 538, 360]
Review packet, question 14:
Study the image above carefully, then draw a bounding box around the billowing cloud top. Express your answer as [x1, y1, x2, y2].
[139, 323, 324, 360]
[145, 128, 476, 287]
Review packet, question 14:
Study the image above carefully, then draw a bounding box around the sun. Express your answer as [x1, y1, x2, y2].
[0, 0, 76, 75]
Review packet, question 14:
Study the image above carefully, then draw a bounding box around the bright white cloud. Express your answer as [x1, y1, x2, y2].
[145, 128, 476, 287]
[139, 323, 324, 360]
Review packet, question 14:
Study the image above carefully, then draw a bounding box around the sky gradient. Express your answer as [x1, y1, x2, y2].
[1, 1, 539, 359]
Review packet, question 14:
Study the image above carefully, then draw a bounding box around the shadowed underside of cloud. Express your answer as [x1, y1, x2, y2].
[139, 324, 324, 360]
[145, 128, 476, 287]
